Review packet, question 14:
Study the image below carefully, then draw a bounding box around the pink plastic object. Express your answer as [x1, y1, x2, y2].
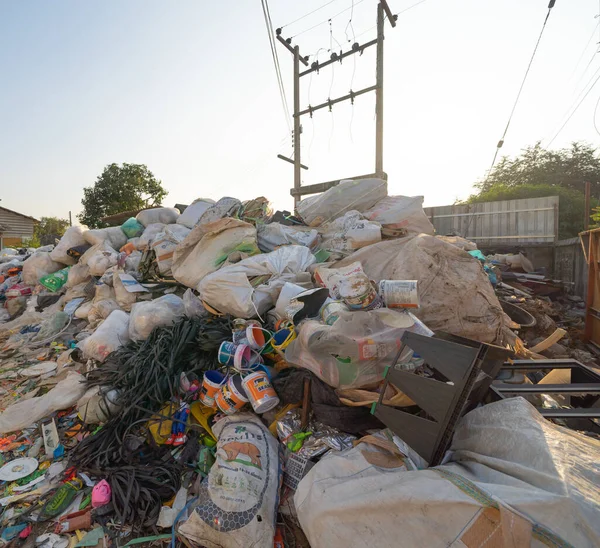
[92, 479, 111, 508]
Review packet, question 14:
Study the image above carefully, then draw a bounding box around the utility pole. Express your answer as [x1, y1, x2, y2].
[69, 211, 73, 227]
[375, 2, 385, 177]
[293, 46, 301, 208]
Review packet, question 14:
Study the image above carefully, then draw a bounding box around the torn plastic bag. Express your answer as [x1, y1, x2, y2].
[0, 372, 87, 434]
[285, 308, 432, 389]
[66, 263, 91, 288]
[176, 198, 215, 228]
[295, 398, 600, 548]
[178, 413, 281, 548]
[257, 222, 319, 252]
[83, 227, 128, 250]
[333, 235, 511, 345]
[50, 226, 87, 265]
[363, 195, 434, 236]
[197, 197, 241, 226]
[137, 223, 166, 250]
[151, 224, 191, 276]
[78, 310, 130, 362]
[129, 294, 185, 341]
[183, 288, 207, 319]
[319, 210, 381, 257]
[22, 252, 63, 286]
[136, 207, 180, 226]
[198, 245, 316, 318]
[172, 218, 260, 289]
[296, 177, 387, 227]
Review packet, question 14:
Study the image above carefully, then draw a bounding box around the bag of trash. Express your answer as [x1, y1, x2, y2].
[198, 245, 315, 318]
[295, 398, 600, 548]
[81, 242, 119, 277]
[83, 226, 128, 250]
[334, 235, 511, 344]
[257, 222, 320, 252]
[178, 413, 281, 548]
[137, 223, 166, 250]
[75, 301, 93, 320]
[0, 248, 18, 258]
[363, 195, 434, 236]
[177, 198, 215, 228]
[319, 210, 381, 257]
[172, 218, 260, 289]
[124, 250, 142, 273]
[67, 243, 92, 261]
[66, 263, 91, 288]
[50, 226, 87, 265]
[39, 267, 71, 292]
[151, 224, 191, 276]
[296, 178, 387, 227]
[22, 252, 63, 286]
[0, 372, 87, 434]
[436, 235, 477, 251]
[197, 197, 242, 226]
[129, 294, 185, 341]
[77, 386, 120, 424]
[78, 310, 130, 362]
[113, 270, 138, 311]
[88, 299, 122, 324]
[183, 288, 207, 318]
[136, 207, 180, 226]
[285, 308, 432, 388]
[121, 217, 144, 238]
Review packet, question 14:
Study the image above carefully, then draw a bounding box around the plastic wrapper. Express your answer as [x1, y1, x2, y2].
[22, 252, 63, 286]
[39, 267, 71, 292]
[136, 207, 180, 226]
[276, 409, 355, 458]
[177, 198, 215, 228]
[129, 294, 185, 341]
[121, 217, 144, 238]
[77, 310, 130, 362]
[50, 226, 87, 265]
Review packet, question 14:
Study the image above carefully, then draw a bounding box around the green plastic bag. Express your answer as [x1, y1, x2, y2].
[39, 266, 70, 292]
[121, 217, 144, 238]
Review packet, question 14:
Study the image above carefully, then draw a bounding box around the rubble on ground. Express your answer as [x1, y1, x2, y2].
[0, 180, 598, 547]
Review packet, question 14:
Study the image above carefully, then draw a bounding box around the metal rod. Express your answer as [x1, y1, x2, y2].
[495, 383, 600, 393]
[379, 0, 396, 27]
[538, 407, 600, 418]
[297, 85, 377, 117]
[277, 154, 308, 170]
[299, 39, 378, 77]
[375, 3, 384, 176]
[293, 45, 302, 209]
[276, 35, 308, 66]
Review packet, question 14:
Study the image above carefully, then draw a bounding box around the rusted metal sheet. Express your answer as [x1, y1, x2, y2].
[424, 196, 559, 246]
[582, 228, 600, 350]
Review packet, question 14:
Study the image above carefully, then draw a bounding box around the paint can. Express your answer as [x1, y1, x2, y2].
[215, 375, 248, 415]
[379, 280, 419, 309]
[246, 324, 267, 350]
[242, 371, 280, 414]
[320, 299, 348, 325]
[339, 276, 382, 310]
[199, 370, 225, 408]
[272, 327, 296, 352]
[218, 341, 237, 365]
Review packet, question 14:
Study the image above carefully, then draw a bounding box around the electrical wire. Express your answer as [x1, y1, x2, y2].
[344, 0, 356, 43]
[291, 0, 367, 38]
[594, 93, 600, 138]
[261, 0, 291, 132]
[486, 1, 556, 178]
[280, 0, 340, 29]
[568, 20, 600, 82]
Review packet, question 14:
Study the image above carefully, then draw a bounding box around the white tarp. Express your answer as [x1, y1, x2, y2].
[295, 398, 600, 548]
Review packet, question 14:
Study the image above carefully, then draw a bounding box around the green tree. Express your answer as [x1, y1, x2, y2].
[31, 216, 70, 247]
[78, 163, 167, 228]
[466, 142, 600, 239]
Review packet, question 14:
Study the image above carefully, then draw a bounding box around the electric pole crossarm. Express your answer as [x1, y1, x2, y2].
[276, 35, 309, 66]
[297, 85, 377, 117]
[299, 39, 378, 77]
[379, 0, 396, 27]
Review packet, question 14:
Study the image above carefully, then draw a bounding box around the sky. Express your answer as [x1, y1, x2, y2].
[1, 0, 600, 223]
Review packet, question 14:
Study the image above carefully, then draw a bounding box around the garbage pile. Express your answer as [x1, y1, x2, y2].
[0, 179, 598, 547]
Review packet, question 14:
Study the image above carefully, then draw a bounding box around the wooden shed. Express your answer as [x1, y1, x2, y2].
[0, 206, 39, 248]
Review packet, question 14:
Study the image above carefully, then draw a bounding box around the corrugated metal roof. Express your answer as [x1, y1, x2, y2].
[0, 206, 39, 223]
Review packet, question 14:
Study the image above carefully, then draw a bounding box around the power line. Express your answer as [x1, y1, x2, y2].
[594, 92, 600, 138]
[353, 0, 427, 40]
[486, 0, 557, 178]
[568, 20, 599, 82]
[281, 0, 340, 29]
[261, 0, 292, 132]
[291, 0, 367, 38]
[547, 70, 600, 147]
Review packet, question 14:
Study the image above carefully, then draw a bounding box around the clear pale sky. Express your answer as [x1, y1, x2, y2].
[1, 0, 599, 222]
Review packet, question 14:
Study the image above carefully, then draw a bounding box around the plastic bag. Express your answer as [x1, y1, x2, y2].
[39, 267, 71, 292]
[0, 372, 87, 434]
[285, 308, 433, 388]
[297, 178, 387, 227]
[83, 226, 128, 250]
[136, 207, 180, 227]
[22, 252, 63, 286]
[66, 263, 91, 288]
[81, 242, 119, 276]
[33, 311, 69, 341]
[198, 245, 316, 318]
[436, 235, 477, 251]
[75, 301, 93, 320]
[319, 210, 381, 257]
[50, 226, 87, 265]
[183, 288, 207, 318]
[178, 413, 281, 548]
[177, 199, 216, 228]
[78, 310, 130, 362]
[113, 270, 138, 311]
[124, 250, 142, 273]
[129, 294, 185, 341]
[88, 299, 121, 324]
[172, 218, 260, 289]
[151, 224, 191, 276]
[0, 248, 17, 258]
[257, 223, 320, 252]
[137, 223, 166, 250]
[197, 197, 241, 226]
[363, 195, 434, 236]
[121, 217, 144, 238]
